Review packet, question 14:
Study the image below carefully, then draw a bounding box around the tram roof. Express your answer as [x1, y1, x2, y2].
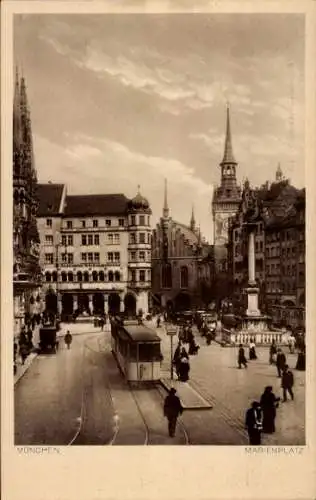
[121, 324, 161, 343]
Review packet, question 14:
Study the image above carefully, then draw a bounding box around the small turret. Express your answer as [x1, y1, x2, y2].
[163, 178, 169, 218]
[190, 204, 196, 231]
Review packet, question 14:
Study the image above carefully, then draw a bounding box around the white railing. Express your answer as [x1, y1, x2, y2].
[221, 328, 287, 346]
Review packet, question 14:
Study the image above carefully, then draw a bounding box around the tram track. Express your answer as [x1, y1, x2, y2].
[188, 379, 248, 441]
[68, 334, 119, 446]
[68, 333, 190, 445]
[129, 384, 190, 445]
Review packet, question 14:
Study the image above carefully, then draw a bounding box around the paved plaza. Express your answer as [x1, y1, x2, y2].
[150, 319, 305, 446]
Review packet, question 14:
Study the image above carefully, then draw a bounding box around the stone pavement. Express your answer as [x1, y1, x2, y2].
[145, 319, 305, 445]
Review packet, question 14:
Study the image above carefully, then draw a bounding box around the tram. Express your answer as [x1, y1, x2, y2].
[111, 318, 162, 383]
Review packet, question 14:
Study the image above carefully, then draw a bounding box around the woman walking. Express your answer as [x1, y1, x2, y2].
[260, 386, 280, 433]
[249, 339, 257, 360]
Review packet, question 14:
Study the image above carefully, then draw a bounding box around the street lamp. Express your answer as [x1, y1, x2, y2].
[166, 327, 178, 380]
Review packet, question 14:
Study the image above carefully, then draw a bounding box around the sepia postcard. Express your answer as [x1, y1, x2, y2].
[1, 1, 316, 499]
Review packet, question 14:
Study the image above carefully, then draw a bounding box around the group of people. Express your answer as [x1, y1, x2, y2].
[237, 340, 258, 369]
[245, 371, 295, 445]
[172, 324, 201, 382]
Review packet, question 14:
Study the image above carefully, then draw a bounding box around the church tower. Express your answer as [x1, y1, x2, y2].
[212, 105, 241, 246]
[13, 69, 41, 335]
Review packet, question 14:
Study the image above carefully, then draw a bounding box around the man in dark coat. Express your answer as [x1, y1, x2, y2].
[163, 388, 183, 437]
[281, 364, 294, 401]
[276, 349, 286, 377]
[238, 344, 247, 369]
[64, 331, 73, 349]
[245, 401, 263, 445]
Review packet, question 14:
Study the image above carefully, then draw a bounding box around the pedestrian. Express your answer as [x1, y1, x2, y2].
[269, 339, 277, 364]
[238, 344, 247, 369]
[188, 337, 199, 355]
[163, 388, 183, 437]
[281, 364, 294, 402]
[249, 339, 257, 360]
[259, 386, 280, 434]
[178, 356, 190, 382]
[156, 315, 161, 328]
[295, 346, 305, 371]
[245, 401, 263, 445]
[288, 333, 296, 354]
[19, 344, 28, 365]
[276, 348, 286, 377]
[173, 342, 182, 378]
[64, 331, 73, 350]
[99, 317, 105, 331]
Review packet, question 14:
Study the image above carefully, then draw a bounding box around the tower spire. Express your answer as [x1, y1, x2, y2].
[20, 74, 36, 186]
[276, 162, 283, 182]
[190, 204, 196, 231]
[163, 178, 169, 218]
[221, 103, 236, 165]
[13, 67, 22, 177]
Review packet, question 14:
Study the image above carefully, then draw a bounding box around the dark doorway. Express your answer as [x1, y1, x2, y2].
[45, 290, 57, 315]
[93, 293, 104, 315]
[124, 293, 137, 317]
[174, 292, 191, 311]
[108, 293, 120, 315]
[78, 294, 89, 314]
[62, 294, 74, 315]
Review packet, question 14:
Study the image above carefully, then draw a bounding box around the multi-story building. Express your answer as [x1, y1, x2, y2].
[227, 170, 305, 327]
[37, 184, 152, 318]
[13, 71, 42, 335]
[151, 180, 214, 312]
[265, 189, 305, 327]
[212, 105, 241, 271]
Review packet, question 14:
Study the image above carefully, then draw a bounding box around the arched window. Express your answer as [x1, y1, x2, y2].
[180, 266, 188, 288]
[45, 272, 51, 282]
[92, 271, 98, 282]
[77, 271, 82, 282]
[83, 271, 89, 282]
[68, 272, 73, 282]
[52, 271, 57, 282]
[108, 271, 114, 282]
[61, 272, 67, 282]
[99, 271, 105, 281]
[114, 271, 120, 282]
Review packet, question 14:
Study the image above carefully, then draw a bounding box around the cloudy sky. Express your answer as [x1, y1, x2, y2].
[14, 13, 305, 241]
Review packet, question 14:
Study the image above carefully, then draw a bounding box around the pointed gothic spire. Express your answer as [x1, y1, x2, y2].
[20, 74, 36, 185]
[190, 204, 196, 231]
[221, 103, 237, 165]
[276, 162, 283, 182]
[163, 178, 169, 218]
[13, 67, 23, 178]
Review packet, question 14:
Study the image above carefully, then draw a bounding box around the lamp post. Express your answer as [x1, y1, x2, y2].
[166, 327, 177, 380]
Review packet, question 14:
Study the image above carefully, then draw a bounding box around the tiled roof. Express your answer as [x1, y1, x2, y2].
[36, 183, 65, 216]
[64, 194, 129, 217]
[172, 220, 199, 245]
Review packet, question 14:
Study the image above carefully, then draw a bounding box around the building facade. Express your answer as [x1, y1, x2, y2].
[265, 189, 305, 328]
[13, 71, 42, 336]
[227, 171, 305, 327]
[212, 106, 241, 271]
[151, 180, 214, 312]
[37, 184, 152, 318]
